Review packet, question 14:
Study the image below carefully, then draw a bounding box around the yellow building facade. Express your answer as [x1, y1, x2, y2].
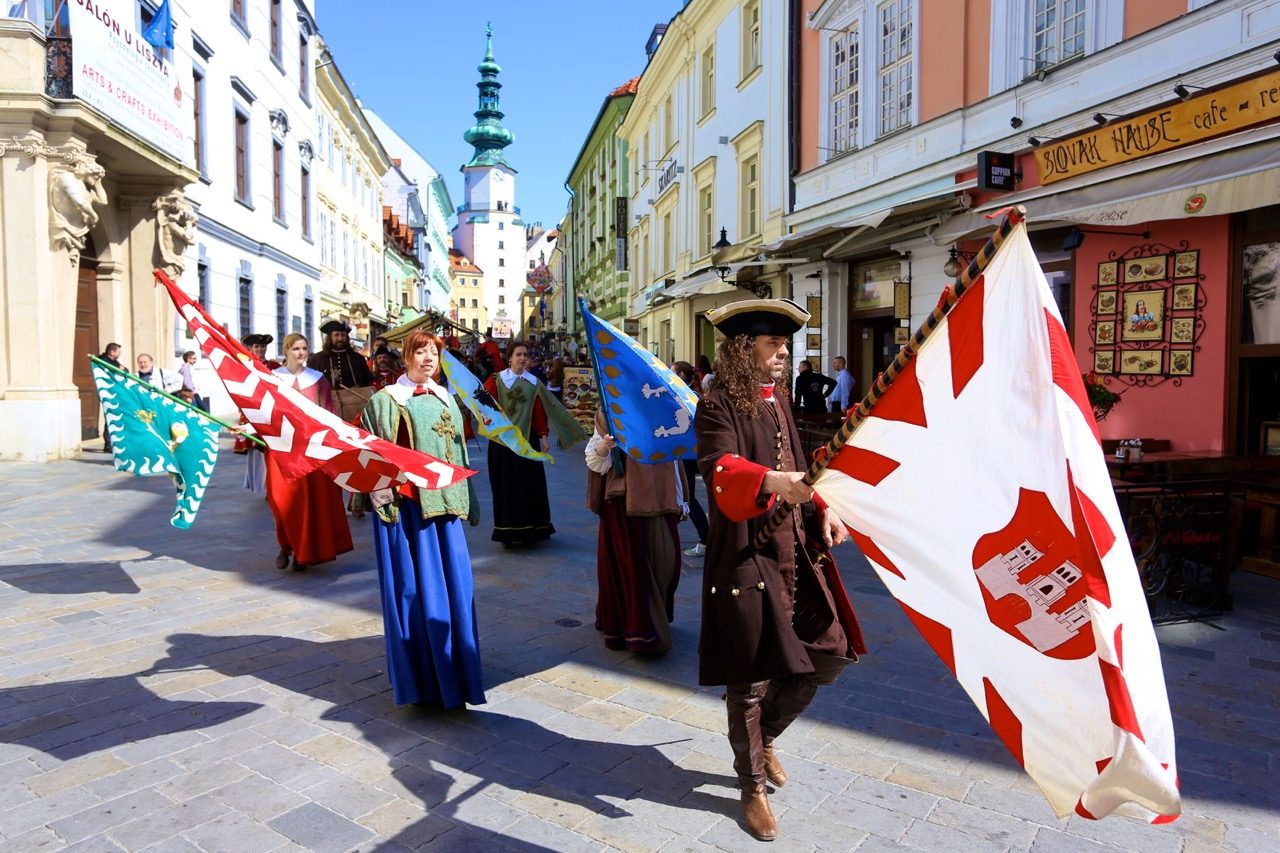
[618, 0, 791, 366]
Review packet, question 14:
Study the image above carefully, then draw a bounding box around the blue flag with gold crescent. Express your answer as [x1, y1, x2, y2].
[578, 298, 698, 463]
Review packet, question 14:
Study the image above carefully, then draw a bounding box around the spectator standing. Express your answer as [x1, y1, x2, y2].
[134, 353, 183, 394]
[672, 361, 710, 557]
[177, 351, 208, 412]
[792, 360, 836, 414]
[830, 356, 855, 414]
[98, 342, 123, 452]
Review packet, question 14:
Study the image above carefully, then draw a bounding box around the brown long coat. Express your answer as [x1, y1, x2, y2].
[696, 388, 857, 686]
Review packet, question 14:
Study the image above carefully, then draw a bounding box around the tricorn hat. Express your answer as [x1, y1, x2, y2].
[706, 298, 810, 338]
[319, 319, 352, 334]
[242, 333, 274, 346]
[373, 346, 394, 357]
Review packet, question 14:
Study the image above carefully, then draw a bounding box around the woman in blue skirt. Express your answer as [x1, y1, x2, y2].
[359, 330, 485, 709]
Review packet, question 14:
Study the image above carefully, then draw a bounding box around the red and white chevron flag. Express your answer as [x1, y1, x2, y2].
[156, 270, 474, 493]
[813, 224, 1179, 822]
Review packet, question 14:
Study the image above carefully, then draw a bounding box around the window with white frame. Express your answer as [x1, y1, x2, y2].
[740, 154, 759, 238]
[1032, 0, 1085, 69]
[830, 26, 859, 154]
[699, 184, 714, 257]
[661, 211, 673, 273]
[700, 45, 715, 116]
[741, 0, 761, 80]
[663, 95, 674, 153]
[877, 0, 913, 136]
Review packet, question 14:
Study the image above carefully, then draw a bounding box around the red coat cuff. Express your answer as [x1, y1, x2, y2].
[709, 453, 774, 522]
[814, 493, 829, 514]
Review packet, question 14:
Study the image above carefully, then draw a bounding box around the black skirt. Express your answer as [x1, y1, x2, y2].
[487, 441, 554, 544]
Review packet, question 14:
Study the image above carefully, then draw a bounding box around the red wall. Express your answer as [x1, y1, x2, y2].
[1070, 217, 1231, 452]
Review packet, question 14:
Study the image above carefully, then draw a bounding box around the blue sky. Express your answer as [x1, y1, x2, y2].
[317, 2, 688, 233]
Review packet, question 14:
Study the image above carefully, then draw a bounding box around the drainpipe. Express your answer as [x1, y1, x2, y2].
[563, 180, 577, 338]
[787, 0, 801, 215]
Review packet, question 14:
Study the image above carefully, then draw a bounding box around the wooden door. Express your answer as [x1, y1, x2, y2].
[849, 314, 896, 394]
[72, 264, 99, 439]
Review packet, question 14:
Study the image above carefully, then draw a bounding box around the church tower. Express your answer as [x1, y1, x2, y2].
[452, 24, 525, 339]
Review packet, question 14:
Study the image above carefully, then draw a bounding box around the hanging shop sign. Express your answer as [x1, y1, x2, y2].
[68, 0, 190, 165]
[615, 196, 628, 271]
[1035, 68, 1280, 185]
[977, 151, 1017, 192]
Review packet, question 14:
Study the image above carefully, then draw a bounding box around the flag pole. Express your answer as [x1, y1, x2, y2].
[752, 205, 1027, 552]
[89, 354, 267, 448]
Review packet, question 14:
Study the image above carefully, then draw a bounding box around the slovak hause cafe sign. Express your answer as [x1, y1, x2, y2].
[1035, 68, 1280, 185]
[68, 0, 189, 165]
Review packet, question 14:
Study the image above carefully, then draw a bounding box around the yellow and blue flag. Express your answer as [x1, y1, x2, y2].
[91, 356, 219, 529]
[440, 350, 552, 463]
[578, 298, 699, 463]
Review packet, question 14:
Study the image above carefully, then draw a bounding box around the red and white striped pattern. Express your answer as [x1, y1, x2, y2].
[156, 270, 473, 493]
[813, 225, 1180, 822]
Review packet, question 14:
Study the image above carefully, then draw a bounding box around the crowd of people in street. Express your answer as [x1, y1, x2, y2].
[96, 305, 866, 843]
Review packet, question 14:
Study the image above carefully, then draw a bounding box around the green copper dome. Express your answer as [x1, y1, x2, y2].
[464, 23, 514, 169]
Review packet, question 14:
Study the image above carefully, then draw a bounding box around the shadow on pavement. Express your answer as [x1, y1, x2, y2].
[0, 676, 259, 762]
[146, 632, 736, 850]
[0, 562, 142, 595]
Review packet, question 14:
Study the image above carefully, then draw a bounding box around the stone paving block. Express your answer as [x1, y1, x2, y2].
[813, 741, 897, 780]
[2, 826, 65, 851]
[820, 793, 915, 843]
[843, 774, 941, 820]
[48, 788, 172, 844]
[928, 797, 1040, 849]
[179, 807, 291, 853]
[963, 780, 1066, 828]
[109, 730, 209, 767]
[105, 793, 229, 850]
[0, 785, 102, 838]
[774, 807, 871, 852]
[62, 831, 127, 851]
[501, 813, 604, 853]
[85, 758, 183, 800]
[300, 773, 398, 822]
[886, 758, 976, 803]
[25, 753, 131, 798]
[137, 836, 205, 853]
[508, 785, 600, 831]
[267, 802, 374, 853]
[210, 771, 308, 823]
[234, 742, 326, 787]
[357, 797, 454, 848]
[1029, 826, 1123, 852]
[902, 816, 1010, 852]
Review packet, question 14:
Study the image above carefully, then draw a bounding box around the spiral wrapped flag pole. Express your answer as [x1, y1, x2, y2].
[752, 206, 1027, 552]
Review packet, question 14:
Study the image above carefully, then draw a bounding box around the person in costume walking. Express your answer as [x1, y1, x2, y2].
[482, 340, 586, 545]
[585, 408, 688, 654]
[236, 334, 278, 495]
[696, 298, 865, 842]
[358, 330, 485, 709]
[265, 334, 353, 571]
[308, 319, 374, 424]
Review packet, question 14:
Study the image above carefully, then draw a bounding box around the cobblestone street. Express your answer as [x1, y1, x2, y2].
[1, 440, 1278, 852]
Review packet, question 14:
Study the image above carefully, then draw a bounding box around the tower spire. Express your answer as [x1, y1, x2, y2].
[463, 23, 514, 168]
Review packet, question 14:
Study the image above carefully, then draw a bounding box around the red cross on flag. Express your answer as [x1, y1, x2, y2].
[156, 270, 474, 494]
[813, 224, 1180, 822]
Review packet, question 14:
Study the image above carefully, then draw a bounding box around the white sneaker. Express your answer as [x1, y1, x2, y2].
[683, 543, 706, 557]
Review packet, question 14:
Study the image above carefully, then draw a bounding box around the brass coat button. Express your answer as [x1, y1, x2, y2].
[756, 581, 765, 590]
[715, 465, 724, 472]
[715, 485, 723, 493]
[710, 586, 717, 594]
[731, 587, 740, 597]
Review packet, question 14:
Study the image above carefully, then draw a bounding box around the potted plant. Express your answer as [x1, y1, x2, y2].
[1083, 372, 1121, 421]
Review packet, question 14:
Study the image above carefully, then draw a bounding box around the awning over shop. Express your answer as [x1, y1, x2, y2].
[761, 206, 896, 255]
[934, 125, 1280, 242]
[383, 309, 477, 344]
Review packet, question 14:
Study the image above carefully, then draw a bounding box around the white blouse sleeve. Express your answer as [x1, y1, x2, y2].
[584, 429, 613, 474]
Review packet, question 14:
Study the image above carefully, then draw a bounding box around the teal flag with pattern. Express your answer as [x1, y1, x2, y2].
[92, 360, 220, 529]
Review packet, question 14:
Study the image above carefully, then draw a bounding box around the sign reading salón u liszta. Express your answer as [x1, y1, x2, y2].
[67, 0, 190, 165]
[1035, 68, 1280, 185]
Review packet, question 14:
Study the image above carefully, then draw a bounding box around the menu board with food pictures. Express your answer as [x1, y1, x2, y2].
[561, 367, 598, 431]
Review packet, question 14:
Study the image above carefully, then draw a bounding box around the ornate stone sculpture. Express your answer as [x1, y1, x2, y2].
[153, 191, 198, 277]
[48, 153, 107, 263]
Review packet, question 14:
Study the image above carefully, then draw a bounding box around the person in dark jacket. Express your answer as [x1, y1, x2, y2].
[696, 299, 865, 842]
[792, 360, 837, 414]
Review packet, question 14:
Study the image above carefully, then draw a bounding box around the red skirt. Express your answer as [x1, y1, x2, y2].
[595, 499, 681, 654]
[265, 453, 353, 565]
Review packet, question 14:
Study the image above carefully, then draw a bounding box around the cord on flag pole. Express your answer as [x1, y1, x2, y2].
[751, 206, 1027, 552]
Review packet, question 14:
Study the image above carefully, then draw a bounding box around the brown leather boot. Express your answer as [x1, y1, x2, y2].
[762, 741, 787, 787]
[741, 785, 777, 841]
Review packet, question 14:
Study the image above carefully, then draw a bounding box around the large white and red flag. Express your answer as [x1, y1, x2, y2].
[813, 224, 1179, 822]
[156, 270, 474, 493]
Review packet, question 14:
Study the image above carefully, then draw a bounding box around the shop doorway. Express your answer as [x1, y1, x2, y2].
[1230, 206, 1280, 454]
[72, 261, 100, 440]
[848, 314, 896, 394]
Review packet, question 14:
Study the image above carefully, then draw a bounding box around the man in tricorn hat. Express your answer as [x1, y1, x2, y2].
[308, 319, 374, 423]
[236, 334, 280, 487]
[696, 298, 865, 842]
[242, 333, 278, 368]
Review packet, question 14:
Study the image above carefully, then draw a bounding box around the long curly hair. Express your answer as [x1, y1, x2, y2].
[715, 334, 766, 416]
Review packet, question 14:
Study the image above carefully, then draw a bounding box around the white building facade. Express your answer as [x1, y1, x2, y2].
[183, 0, 322, 413]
